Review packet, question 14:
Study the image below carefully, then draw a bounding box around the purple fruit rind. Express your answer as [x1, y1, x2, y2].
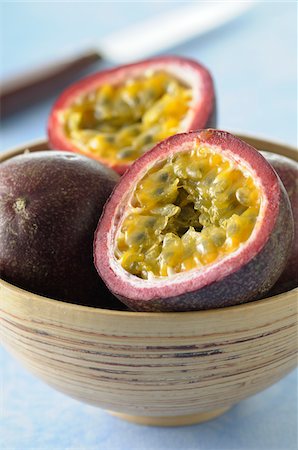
[0, 151, 123, 309]
[261, 151, 298, 295]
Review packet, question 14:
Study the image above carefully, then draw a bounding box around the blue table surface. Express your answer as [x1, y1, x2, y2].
[0, 2, 297, 449]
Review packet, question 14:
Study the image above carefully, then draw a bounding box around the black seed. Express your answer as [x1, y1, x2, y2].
[158, 172, 169, 182]
[143, 134, 153, 145]
[101, 97, 111, 106]
[146, 218, 156, 226]
[118, 148, 135, 159]
[155, 187, 164, 195]
[194, 225, 203, 232]
[134, 232, 146, 243]
[142, 89, 156, 102]
[129, 125, 142, 136]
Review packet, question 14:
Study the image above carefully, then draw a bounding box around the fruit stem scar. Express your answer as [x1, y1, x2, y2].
[14, 197, 27, 213]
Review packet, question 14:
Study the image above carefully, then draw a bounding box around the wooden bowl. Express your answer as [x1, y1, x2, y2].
[0, 136, 297, 427]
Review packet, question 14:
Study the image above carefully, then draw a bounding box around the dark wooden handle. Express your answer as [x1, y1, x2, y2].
[0, 49, 101, 118]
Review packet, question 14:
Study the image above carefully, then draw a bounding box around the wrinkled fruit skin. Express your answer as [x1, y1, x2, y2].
[94, 130, 294, 312]
[0, 151, 124, 309]
[261, 151, 298, 295]
[48, 56, 216, 174]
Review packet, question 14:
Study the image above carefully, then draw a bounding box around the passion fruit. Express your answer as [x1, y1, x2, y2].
[0, 151, 123, 309]
[48, 56, 216, 174]
[261, 151, 298, 294]
[94, 130, 294, 312]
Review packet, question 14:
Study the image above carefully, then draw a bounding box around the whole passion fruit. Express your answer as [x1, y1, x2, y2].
[48, 56, 216, 174]
[94, 130, 294, 312]
[0, 151, 123, 309]
[261, 151, 298, 294]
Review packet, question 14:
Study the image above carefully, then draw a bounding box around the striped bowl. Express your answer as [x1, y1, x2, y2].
[0, 135, 297, 426]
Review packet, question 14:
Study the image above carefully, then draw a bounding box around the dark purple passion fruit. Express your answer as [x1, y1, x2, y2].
[94, 130, 294, 312]
[0, 150, 124, 309]
[261, 151, 298, 295]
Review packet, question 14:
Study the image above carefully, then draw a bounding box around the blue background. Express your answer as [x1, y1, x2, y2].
[0, 1, 297, 449]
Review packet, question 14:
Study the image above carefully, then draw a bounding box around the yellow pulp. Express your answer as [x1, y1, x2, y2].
[61, 71, 192, 164]
[115, 146, 261, 279]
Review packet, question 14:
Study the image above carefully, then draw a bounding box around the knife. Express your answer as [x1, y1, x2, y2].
[0, 1, 254, 118]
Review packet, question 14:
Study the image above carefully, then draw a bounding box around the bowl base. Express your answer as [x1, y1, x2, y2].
[108, 406, 231, 427]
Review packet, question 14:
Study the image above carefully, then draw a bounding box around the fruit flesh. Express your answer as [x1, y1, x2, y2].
[115, 146, 261, 279]
[60, 71, 192, 165]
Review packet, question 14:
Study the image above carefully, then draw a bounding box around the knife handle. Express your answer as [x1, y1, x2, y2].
[0, 49, 101, 118]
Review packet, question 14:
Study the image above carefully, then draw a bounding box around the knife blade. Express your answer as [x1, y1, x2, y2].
[0, 1, 254, 118]
[100, 1, 255, 62]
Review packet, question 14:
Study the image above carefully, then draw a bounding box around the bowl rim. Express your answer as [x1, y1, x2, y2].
[1, 277, 297, 319]
[1, 133, 297, 318]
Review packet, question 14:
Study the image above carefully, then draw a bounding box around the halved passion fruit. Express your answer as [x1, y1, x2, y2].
[94, 130, 294, 312]
[48, 56, 215, 174]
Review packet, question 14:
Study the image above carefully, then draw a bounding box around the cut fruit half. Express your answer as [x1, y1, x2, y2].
[48, 56, 216, 174]
[94, 130, 294, 312]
